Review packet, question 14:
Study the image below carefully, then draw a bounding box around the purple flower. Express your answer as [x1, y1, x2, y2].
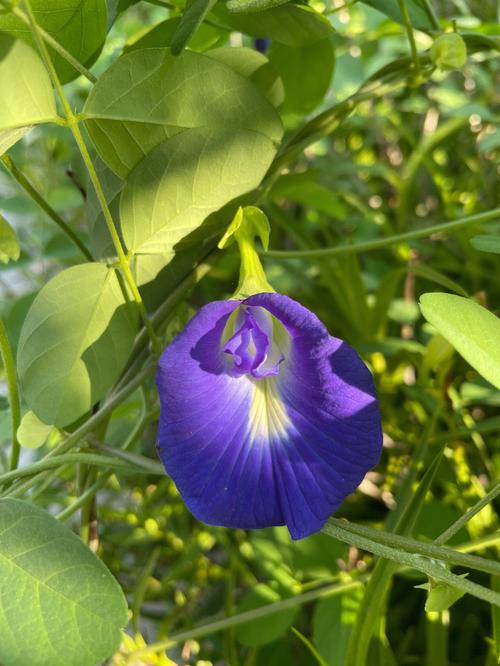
[156, 293, 382, 540]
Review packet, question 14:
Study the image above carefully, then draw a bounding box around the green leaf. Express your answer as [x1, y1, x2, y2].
[470, 234, 500, 254]
[0, 498, 127, 666]
[361, 0, 434, 30]
[171, 0, 217, 55]
[268, 38, 335, 115]
[0, 0, 107, 84]
[235, 583, 298, 646]
[313, 587, 364, 665]
[416, 577, 467, 612]
[119, 127, 278, 285]
[419, 293, 500, 390]
[83, 48, 282, 177]
[227, 0, 290, 12]
[212, 4, 334, 46]
[17, 262, 137, 427]
[124, 17, 226, 53]
[0, 214, 20, 263]
[492, 575, 500, 664]
[16, 410, 53, 449]
[0, 34, 57, 132]
[0, 126, 31, 156]
[207, 46, 284, 107]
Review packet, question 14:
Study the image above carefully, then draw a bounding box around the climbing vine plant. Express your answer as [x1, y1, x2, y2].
[0, 0, 499, 665]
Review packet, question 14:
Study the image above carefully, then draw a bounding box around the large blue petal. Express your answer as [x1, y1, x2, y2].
[156, 294, 382, 539]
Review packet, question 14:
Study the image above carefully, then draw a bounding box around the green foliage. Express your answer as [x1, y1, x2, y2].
[0, 0, 499, 665]
[0, 498, 127, 666]
[0, 213, 19, 263]
[235, 583, 298, 646]
[17, 263, 137, 426]
[420, 293, 500, 390]
[0, 33, 56, 134]
[0, 0, 107, 83]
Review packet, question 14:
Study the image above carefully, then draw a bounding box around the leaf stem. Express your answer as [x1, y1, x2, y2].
[263, 208, 500, 259]
[126, 577, 366, 660]
[397, 0, 421, 76]
[323, 521, 500, 607]
[2, 362, 155, 497]
[21, 0, 162, 355]
[10, 4, 97, 83]
[435, 480, 500, 546]
[0, 318, 21, 472]
[0, 154, 94, 261]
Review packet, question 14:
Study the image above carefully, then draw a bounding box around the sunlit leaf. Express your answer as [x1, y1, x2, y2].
[120, 127, 278, 285]
[0, 214, 20, 263]
[17, 410, 53, 449]
[0, 498, 127, 666]
[420, 293, 500, 389]
[18, 262, 137, 426]
[84, 48, 282, 177]
[0, 34, 57, 132]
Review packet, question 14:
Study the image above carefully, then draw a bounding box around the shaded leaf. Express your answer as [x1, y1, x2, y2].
[313, 587, 364, 665]
[0, 498, 127, 666]
[361, 0, 434, 30]
[0, 126, 31, 156]
[420, 293, 500, 390]
[0, 214, 20, 263]
[470, 234, 500, 254]
[124, 16, 226, 53]
[171, 0, 217, 55]
[0, 0, 107, 83]
[83, 48, 282, 177]
[0, 34, 56, 132]
[235, 583, 298, 646]
[212, 4, 334, 46]
[18, 262, 137, 426]
[268, 38, 335, 115]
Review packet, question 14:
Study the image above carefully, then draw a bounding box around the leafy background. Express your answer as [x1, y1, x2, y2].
[0, 0, 499, 665]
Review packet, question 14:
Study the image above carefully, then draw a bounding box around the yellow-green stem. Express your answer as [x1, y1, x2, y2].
[21, 0, 162, 355]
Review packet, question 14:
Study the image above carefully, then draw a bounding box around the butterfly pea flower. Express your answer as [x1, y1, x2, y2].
[156, 208, 382, 539]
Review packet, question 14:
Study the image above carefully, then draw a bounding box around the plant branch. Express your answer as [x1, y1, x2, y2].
[0, 154, 94, 261]
[263, 208, 500, 259]
[0, 318, 21, 472]
[21, 0, 162, 355]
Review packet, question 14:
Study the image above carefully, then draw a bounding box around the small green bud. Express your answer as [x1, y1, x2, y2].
[430, 33, 467, 71]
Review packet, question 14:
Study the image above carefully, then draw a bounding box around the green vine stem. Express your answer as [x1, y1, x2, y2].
[21, 0, 163, 356]
[126, 577, 367, 661]
[263, 208, 500, 259]
[397, 0, 421, 76]
[0, 154, 94, 262]
[0, 318, 21, 472]
[2, 362, 155, 498]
